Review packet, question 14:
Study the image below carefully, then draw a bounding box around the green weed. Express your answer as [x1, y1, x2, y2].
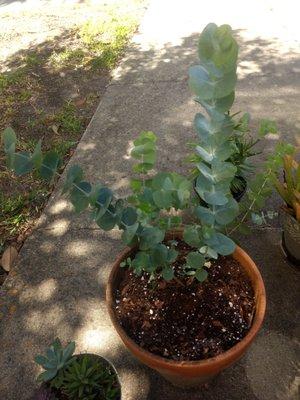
[55, 102, 82, 134]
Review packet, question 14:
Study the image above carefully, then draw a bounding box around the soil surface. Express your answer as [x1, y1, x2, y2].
[115, 240, 255, 361]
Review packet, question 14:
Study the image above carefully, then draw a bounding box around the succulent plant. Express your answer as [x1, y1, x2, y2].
[58, 355, 120, 400]
[272, 151, 300, 221]
[35, 338, 75, 382]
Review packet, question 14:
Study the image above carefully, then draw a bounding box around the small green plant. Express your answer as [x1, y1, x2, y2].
[34, 341, 120, 400]
[55, 102, 82, 135]
[52, 354, 119, 400]
[35, 338, 75, 382]
[271, 150, 300, 221]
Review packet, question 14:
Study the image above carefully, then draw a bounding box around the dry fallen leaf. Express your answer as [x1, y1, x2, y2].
[1, 246, 18, 272]
[51, 124, 59, 135]
[8, 288, 18, 296]
[74, 97, 86, 107]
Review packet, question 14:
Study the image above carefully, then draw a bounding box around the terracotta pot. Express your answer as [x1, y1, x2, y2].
[34, 354, 121, 399]
[281, 211, 300, 268]
[106, 230, 266, 387]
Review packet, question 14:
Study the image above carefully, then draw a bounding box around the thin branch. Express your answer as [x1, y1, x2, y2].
[229, 169, 272, 235]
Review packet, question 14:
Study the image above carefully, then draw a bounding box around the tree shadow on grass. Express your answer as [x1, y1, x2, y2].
[0, 29, 299, 399]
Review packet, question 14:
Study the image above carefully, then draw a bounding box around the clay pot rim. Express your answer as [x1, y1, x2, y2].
[106, 233, 266, 372]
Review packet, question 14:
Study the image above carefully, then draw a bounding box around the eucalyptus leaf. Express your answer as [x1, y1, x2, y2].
[215, 197, 239, 225]
[195, 268, 208, 282]
[189, 64, 237, 100]
[197, 91, 235, 113]
[62, 165, 84, 194]
[139, 226, 165, 251]
[121, 207, 138, 226]
[198, 23, 238, 74]
[183, 226, 202, 247]
[195, 205, 215, 225]
[195, 174, 229, 206]
[186, 252, 205, 269]
[96, 207, 118, 231]
[40, 151, 60, 181]
[121, 222, 139, 245]
[205, 232, 236, 255]
[162, 267, 174, 281]
[70, 181, 91, 213]
[151, 243, 168, 265]
[14, 152, 33, 176]
[31, 140, 42, 169]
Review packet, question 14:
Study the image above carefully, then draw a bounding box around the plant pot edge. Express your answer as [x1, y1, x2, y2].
[281, 209, 300, 268]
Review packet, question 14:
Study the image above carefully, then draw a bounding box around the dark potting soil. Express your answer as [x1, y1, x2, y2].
[115, 240, 255, 361]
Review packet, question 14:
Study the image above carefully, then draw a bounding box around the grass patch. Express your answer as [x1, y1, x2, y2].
[48, 4, 140, 71]
[49, 48, 86, 68]
[0, 69, 26, 92]
[54, 102, 82, 135]
[25, 52, 42, 67]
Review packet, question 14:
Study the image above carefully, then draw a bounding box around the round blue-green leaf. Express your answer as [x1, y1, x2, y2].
[121, 207, 138, 226]
[167, 247, 178, 263]
[40, 151, 61, 181]
[205, 233, 236, 255]
[14, 152, 33, 176]
[62, 165, 83, 194]
[197, 91, 235, 113]
[198, 23, 238, 74]
[152, 190, 173, 209]
[70, 181, 92, 213]
[195, 175, 229, 206]
[139, 226, 165, 251]
[195, 268, 208, 282]
[122, 222, 139, 245]
[215, 198, 239, 225]
[96, 209, 118, 231]
[186, 252, 205, 269]
[189, 65, 237, 100]
[183, 226, 202, 248]
[162, 267, 174, 281]
[195, 205, 215, 225]
[151, 243, 168, 265]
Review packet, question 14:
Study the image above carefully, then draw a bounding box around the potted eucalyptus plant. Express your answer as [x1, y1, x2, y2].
[34, 339, 121, 400]
[2, 23, 285, 387]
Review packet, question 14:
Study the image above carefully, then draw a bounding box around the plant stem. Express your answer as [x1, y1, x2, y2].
[229, 169, 272, 235]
